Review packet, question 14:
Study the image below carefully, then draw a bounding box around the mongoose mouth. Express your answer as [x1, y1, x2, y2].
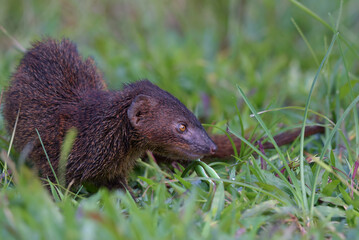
[153, 149, 202, 160]
[167, 144, 217, 161]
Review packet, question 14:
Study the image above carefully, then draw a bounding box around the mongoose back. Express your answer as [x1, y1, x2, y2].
[3, 38, 217, 189]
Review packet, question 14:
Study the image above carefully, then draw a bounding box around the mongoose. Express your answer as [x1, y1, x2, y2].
[4, 38, 218, 189]
[3, 38, 324, 190]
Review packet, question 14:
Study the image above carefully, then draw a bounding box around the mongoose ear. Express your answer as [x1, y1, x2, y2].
[127, 94, 156, 127]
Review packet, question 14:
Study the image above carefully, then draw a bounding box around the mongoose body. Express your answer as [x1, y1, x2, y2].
[4, 39, 217, 189]
[4, 38, 325, 190]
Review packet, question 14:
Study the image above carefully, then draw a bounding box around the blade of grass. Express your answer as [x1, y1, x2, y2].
[338, 130, 354, 165]
[1, 151, 18, 184]
[291, 18, 319, 66]
[311, 157, 359, 196]
[181, 160, 224, 219]
[335, 0, 344, 31]
[182, 176, 288, 205]
[236, 105, 247, 158]
[252, 106, 335, 126]
[299, 32, 338, 213]
[289, 0, 333, 31]
[338, 39, 359, 157]
[197, 161, 225, 220]
[59, 128, 78, 187]
[289, 0, 359, 58]
[229, 126, 302, 205]
[310, 94, 359, 217]
[0, 25, 26, 52]
[4, 109, 20, 186]
[7, 109, 20, 156]
[35, 128, 60, 186]
[236, 86, 303, 208]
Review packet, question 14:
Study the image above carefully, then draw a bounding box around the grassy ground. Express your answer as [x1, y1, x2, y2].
[1, 0, 359, 239]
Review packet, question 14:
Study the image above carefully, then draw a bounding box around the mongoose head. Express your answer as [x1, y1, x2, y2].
[126, 80, 217, 160]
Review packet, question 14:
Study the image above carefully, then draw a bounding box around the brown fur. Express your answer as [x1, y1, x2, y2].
[3, 38, 216, 189]
[3, 38, 324, 190]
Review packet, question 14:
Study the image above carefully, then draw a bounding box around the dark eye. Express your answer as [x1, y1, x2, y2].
[177, 123, 187, 133]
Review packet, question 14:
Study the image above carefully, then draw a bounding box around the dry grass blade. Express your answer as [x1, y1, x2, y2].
[0, 25, 25, 52]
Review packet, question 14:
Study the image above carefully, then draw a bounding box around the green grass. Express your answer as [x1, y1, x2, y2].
[1, 0, 359, 239]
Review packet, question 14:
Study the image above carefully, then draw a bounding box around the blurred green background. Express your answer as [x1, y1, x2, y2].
[2, 0, 358, 128]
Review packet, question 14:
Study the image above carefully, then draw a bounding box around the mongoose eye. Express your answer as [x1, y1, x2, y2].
[177, 123, 187, 133]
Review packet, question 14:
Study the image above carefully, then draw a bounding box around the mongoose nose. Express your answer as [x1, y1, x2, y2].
[210, 144, 217, 155]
